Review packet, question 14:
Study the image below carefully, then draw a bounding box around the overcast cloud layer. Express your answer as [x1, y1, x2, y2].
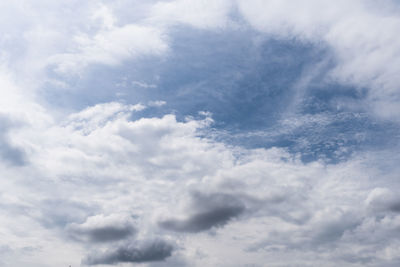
[1, 1, 400, 266]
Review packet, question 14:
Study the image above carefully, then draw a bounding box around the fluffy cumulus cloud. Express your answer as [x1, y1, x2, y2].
[0, 1, 399, 267]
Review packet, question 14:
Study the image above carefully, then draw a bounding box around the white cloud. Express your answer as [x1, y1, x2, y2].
[0, 67, 50, 124]
[0, 99, 396, 266]
[148, 100, 166, 107]
[0, 2, 168, 81]
[50, 23, 168, 74]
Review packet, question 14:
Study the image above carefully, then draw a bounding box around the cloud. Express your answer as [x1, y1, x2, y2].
[67, 214, 136, 243]
[310, 210, 361, 245]
[0, 99, 399, 266]
[50, 22, 168, 74]
[37, 199, 96, 229]
[3, 0, 400, 123]
[83, 239, 174, 265]
[148, 100, 166, 107]
[0, 1, 168, 82]
[235, 0, 400, 120]
[160, 192, 245, 233]
[0, 115, 27, 166]
[65, 102, 146, 133]
[0, 1, 399, 266]
[366, 188, 400, 213]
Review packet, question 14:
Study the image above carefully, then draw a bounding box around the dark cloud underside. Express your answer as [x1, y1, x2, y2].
[160, 205, 245, 233]
[160, 192, 246, 233]
[68, 225, 136, 243]
[84, 240, 174, 265]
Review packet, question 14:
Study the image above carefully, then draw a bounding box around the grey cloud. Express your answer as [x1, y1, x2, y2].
[388, 201, 400, 212]
[160, 205, 245, 233]
[338, 253, 375, 265]
[159, 192, 245, 233]
[311, 215, 361, 245]
[147, 255, 189, 267]
[0, 140, 26, 166]
[68, 223, 136, 243]
[0, 115, 26, 166]
[246, 211, 362, 254]
[0, 245, 12, 255]
[38, 199, 96, 229]
[366, 188, 400, 214]
[83, 239, 174, 265]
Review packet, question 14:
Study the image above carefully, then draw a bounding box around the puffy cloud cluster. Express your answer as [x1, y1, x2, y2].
[0, 98, 397, 266]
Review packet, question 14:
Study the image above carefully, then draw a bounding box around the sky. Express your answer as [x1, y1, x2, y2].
[1, 1, 400, 266]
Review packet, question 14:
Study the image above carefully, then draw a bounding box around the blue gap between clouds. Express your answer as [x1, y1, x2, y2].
[40, 26, 398, 163]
